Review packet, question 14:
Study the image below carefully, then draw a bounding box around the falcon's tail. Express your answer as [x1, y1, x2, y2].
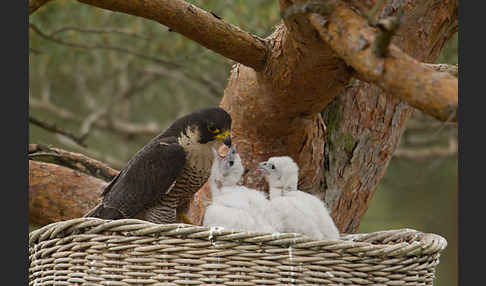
[83, 203, 125, 219]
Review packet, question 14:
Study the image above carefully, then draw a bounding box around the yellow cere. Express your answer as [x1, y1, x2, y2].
[214, 130, 230, 139]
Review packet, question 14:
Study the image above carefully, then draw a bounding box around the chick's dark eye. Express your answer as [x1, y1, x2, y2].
[271, 165, 275, 170]
[229, 161, 234, 166]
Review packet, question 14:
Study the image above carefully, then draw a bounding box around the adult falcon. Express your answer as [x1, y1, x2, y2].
[85, 107, 232, 224]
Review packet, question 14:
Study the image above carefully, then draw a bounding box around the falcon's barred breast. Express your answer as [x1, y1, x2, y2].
[84, 107, 232, 224]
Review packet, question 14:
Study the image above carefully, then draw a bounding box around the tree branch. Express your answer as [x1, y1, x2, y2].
[29, 160, 105, 226]
[30, 97, 160, 137]
[424, 63, 458, 77]
[75, 0, 268, 71]
[394, 138, 457, 159]
[29, 115, 88, 148]
[29, 144, 119, 181]
[50, 26, 153, 41]
[320, 0, 457, 232]
[29, 23, 181, 69]
[28, 145, 213, 227]
[307, 1, 458, 122]
[29, 0, 52, 15]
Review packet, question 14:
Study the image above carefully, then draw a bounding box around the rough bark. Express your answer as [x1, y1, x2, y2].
[308, 2, 457, 122]
[321, 0, 458, 232]
[28, 147, 210, 227]
[30, 0, 457, 121]
[28, 0, 458, 232]
[29, 160, 105, 226]
[29, 144, 118, 182]
[425, 63, 458, 77]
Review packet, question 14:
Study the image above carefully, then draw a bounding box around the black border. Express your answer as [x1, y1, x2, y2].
[458, 1, 479, 285]
[10, 0, 29, 284]
[23, 1, 467, 285]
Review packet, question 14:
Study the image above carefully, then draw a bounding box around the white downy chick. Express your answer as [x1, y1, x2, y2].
[203, 145, 275, 232]
[259, 156, 339, 240]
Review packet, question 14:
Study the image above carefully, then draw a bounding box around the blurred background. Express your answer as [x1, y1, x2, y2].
[29, 1, 458, 285]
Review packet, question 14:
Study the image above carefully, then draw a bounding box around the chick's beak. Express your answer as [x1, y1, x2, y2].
[257, 162, 269, 173]
[226, 145, 236, 161]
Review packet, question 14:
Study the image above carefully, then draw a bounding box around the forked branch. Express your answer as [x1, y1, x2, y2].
[301, 1, 457, 122]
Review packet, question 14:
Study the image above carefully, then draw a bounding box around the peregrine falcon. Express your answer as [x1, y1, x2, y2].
[203, 145, 275, 232]
[84, 107, 232, 224]
[259, 156, 339, 240]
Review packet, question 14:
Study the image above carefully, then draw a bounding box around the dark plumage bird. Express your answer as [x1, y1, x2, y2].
[84, 107, 232, 224]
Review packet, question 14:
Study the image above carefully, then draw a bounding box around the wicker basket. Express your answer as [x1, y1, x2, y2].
[29, 218, 447, 286]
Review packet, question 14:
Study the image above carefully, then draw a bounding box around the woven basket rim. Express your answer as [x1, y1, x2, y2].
[29, 218, 447, 258]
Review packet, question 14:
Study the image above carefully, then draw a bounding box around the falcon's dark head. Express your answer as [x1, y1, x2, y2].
[195, 107, 232, 146]
[165, 107, 232, 147]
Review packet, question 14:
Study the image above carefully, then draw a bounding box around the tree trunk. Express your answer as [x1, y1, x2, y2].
[29, 160, 105, 226]
[28, 0, 458, 232]
[218, 0, 457, 232]
[322, 0, 458, 232]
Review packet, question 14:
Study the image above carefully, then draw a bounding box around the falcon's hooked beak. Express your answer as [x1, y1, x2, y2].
[223, 136, 232, 147]
[214, 130, 232, 147]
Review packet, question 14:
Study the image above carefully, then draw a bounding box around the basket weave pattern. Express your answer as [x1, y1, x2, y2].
[29, 218, 447, 286]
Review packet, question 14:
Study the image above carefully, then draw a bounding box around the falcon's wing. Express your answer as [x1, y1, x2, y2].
[97, 136, 186, 218]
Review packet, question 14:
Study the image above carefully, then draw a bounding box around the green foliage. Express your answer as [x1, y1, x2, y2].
[29, 3, 458, 286]
[29, 0, 279, 166]
[436, 32, 458, 65]
[360, 156, 458, 286]
[359, 33, 458, 286]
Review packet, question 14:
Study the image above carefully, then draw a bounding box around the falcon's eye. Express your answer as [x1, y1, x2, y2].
[208, 125, 220, 134]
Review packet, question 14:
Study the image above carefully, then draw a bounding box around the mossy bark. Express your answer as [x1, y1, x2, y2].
[321, 0, 458, 232]
[28, 0, 458, 232]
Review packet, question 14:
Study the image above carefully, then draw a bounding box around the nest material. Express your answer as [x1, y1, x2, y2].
[29, 218, 447, 286]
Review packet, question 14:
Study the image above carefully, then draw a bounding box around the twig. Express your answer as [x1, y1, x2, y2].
[77, 0, 268, 71]
[29, 0, 52, 15]
[54, 137, 127, 170]
[281, 1, 334, 20]
[394, 137, 457, 160]
[29, 23, 181, 69]
[29, 115, 88, 147]
[142, 68, 221, 101]
[79, 109, 107, 141]
[50, 26, 152, 41]
[29, 48, 43, 54]
[29, 97, 160, 137]
[118, 72, 161, 102]
[372, 15, 402, 57]
[29, 144, 119, 181]
[96, 72, 162, 137]
[366, 0, 386, 26]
